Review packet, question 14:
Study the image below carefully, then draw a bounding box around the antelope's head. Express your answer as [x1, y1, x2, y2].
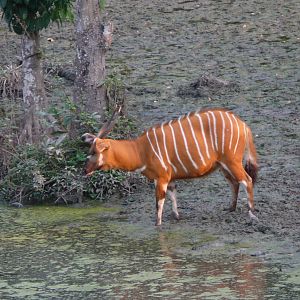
[82, 107, 121, 175]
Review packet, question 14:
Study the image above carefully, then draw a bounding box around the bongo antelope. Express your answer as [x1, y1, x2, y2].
[82, 107, 258, 225]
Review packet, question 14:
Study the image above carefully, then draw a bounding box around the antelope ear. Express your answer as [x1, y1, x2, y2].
[81, 133, 96, 144]
[99, 142, 110, 153]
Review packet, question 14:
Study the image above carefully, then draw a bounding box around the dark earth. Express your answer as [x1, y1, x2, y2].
[0, 0, 299, 299]
[106, 0, 300, 249]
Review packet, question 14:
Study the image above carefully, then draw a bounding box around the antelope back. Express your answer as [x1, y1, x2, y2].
[143, 109, 248, 177]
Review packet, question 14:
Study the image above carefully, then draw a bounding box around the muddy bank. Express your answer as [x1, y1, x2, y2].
[0, 0, 299, 298]
[108, 0, 300, 294]
[106, 0, 300, 241]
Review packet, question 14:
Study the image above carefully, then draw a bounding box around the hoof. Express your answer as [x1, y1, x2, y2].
[249, 210, 259, 221]
[223, 206, 236, 212]
[229, 205, 237, 212]
[172, 212, 180, 221]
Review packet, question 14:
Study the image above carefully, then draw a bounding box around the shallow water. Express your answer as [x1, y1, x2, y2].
[0, 204, 299, 299]
[1, 0, 300, 299]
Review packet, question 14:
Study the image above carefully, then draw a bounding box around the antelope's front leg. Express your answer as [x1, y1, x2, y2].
[155, 180, 168, 226]
[167, 182, 180, 220]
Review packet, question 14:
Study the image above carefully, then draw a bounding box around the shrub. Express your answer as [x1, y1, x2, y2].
[0, 99, 141, 205]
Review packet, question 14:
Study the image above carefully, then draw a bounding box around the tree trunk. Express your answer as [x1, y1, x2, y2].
[74, 0, 107, 116]
[20, 31, 46, 144]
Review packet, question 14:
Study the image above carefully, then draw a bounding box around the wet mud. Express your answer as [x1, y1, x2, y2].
[108, 0, 300, 296]
[0, 0, 299, 298]
[107, 0, 300, 254]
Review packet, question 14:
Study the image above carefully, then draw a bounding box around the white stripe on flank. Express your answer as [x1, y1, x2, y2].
[161, 123, 177, 173]
[225, 112, 233, 150]
[205, 112, 216, 153]
[152, 127, 165, 167]
[208, 111, 218, 151]
[168, 120, 188, 173]
[219, 111, 226, 154]
[146, 130, 167, 171]
[178, 116, 198, 169]
[243, 122, 247, 143]
[232, 114, 240, 154]
[195, 113, 210, 159]
[243, 123, 250, 159]
[187, 114, 206, 166]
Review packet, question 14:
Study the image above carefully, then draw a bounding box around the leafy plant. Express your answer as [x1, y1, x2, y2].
[0, 98, 141, 205]
[0, 0, 74, 35]
[99, 0, 106, 11]
[104, 65, 132, 112]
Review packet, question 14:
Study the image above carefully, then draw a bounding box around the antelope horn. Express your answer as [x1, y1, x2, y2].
[97, 105, 122, 138]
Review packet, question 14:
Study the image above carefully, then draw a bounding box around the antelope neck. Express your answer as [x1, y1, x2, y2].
[110, 139, 144, 171]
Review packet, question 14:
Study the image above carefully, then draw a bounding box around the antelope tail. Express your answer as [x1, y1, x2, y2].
[244, 127, 258, 185]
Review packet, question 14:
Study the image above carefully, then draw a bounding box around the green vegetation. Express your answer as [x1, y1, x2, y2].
[0, 0, 134, 205]
[0, 0, 74, 35]
[0, 98, 139, 205]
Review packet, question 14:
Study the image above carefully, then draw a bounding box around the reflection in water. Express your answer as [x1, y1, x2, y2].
[0, 206, 299, 299]
[155, 231, 267, 299]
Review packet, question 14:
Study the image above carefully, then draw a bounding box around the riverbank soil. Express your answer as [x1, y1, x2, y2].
[0, 0, 299, 298]
[108, 0, 300, 262]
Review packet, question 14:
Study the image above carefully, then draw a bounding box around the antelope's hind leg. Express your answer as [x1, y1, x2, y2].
[221, 162, 258, 220]
[167, 182, 180, 220]
[220, 168, 240, 212]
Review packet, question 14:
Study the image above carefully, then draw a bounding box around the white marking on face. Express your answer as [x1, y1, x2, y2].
[225, 112, 233, 150]
[196, 113, 210, 159]
[187, 113, 206, 166]
[161, 123, 177, 173]
[146, 130, 168, 171]
[219, 111, 225, 154]
[82, 133, 96, 144]
[232, 114, 240, 154]
[205, 112, 216, 153]
[168, 120, 188, 173]
[178, 116, 198, 170]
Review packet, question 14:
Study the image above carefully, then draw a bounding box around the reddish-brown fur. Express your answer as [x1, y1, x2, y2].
[82, 108, 258, 225]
